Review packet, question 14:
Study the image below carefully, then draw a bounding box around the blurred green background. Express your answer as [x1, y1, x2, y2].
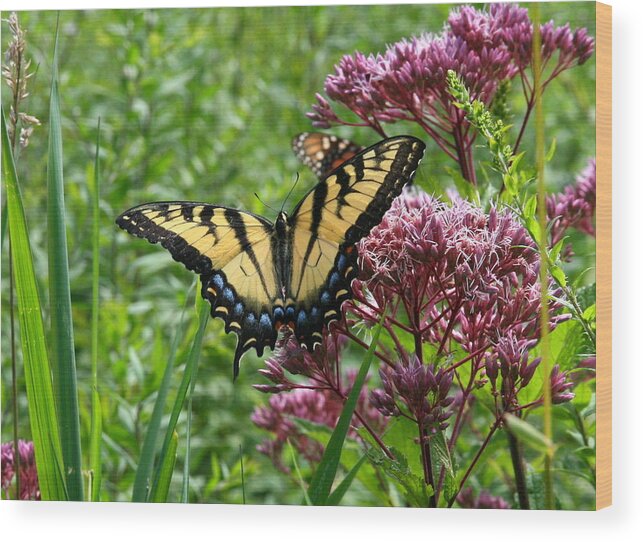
[1, 3, 596, 504]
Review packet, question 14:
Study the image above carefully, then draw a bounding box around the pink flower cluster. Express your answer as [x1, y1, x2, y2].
[547, 157, 596, 247]
[308, 4, 593, 183]
[456, 486, 511, 509]
[1, 440, 40, 500]
[353, 188, 572, 415]
[252, 334, 385, 470]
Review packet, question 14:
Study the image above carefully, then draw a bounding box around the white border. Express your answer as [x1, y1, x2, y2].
[2, 0, 642, 540]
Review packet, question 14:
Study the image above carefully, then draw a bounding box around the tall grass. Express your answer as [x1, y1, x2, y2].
[308, 311, 386, 505]
[89, 118, 103, 501]
[2, 108, 67, 500]
[46, 21, 84, 501]
[131, 287, 194, 502]
[150, 295, 210, 502]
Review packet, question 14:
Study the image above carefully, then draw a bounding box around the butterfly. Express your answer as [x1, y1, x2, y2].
[116, 135, 425, 378]
[292, 132, 362, 180]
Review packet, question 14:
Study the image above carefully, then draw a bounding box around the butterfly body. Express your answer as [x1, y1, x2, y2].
[117, 136, 425, 377]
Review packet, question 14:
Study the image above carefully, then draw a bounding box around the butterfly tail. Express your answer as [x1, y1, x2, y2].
[232, 339, 244, 381]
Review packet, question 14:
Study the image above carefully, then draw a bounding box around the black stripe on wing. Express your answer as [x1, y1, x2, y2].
[287, 135, 426, 350]
[117, 201, 279, 379]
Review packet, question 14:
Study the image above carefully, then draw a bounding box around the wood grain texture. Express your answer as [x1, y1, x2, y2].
[595, 1, 612, 511]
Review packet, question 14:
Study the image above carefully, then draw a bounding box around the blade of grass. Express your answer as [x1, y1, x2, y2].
[89, 118, 102, 502]
[181, 399, 192, 503]
[286, 439, 312, 506]
[239, 445, 246, 505]
[308, 310, 387, 505]
[150, 293, 209, 500]
[181, 350, 200, 504]
[326, 454, 367, 506]
[1, 201, 7, 247]
[131, 283, 194, 502]
[2, 107, 67, 500]
[46, 17, 83, 500]
[150, 431, 178, 503]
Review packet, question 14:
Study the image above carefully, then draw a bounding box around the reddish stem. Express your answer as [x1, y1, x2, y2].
[447, 417, 502, 508]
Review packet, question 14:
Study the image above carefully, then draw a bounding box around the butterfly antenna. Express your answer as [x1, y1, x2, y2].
[280, 172, 301, 214]
[254, 192, 278, 214]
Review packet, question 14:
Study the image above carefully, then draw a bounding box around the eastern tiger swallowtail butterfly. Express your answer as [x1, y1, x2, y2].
[292, 132, 362, 180]
[116, 136, 425, 378]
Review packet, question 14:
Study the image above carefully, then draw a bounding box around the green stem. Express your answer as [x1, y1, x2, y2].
[9, 241, 20, 500]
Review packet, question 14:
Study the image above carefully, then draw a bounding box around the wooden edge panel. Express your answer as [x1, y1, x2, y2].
[595, 1, 612, 511]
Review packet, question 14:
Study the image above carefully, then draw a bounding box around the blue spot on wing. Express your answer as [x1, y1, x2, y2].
[260, 312, 272, 330]
[285, 306, 296, 321]
[328, 271, 341, 290]
[212, 273, 224, 290]
[297, 310, 308, 329]
[222, 287, 235, 304]
[273, 306, 285, 322]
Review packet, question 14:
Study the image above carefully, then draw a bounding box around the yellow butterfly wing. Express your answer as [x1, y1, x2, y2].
[116, 202, 280, 376]
[286, 135, 426, 348]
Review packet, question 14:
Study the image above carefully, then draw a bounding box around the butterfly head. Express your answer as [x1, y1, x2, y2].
[275, 211, 289, 236]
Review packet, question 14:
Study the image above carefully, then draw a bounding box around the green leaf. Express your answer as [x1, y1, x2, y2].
[367, 446, 430, 507]
[429, 430, 456, 504]
[308, 311, 386, 505]
[132, 284, 195, 502]
[381, 416, 424, 478]
[1, 201, 7, 249]
[46, 18, 84, 501]
[548, 320, 584, 372]
[545, 138, 557, 162]
[549, 238, 566, 263]
[326, 455, 367, 506]
[503, 414, 552, 453]
[89, 118, 102, 502]
[523, 194, 538, 220]
[550, 264, 567, 288]
[287, 439, 313, 506]
[148, 293, 209, 501]
[524, 216, 542, 245]
[2, 108, 67, 501]
[583, 303, 596, 321]
[181, 337, 202, 504]
[150, 431, 178, 503]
